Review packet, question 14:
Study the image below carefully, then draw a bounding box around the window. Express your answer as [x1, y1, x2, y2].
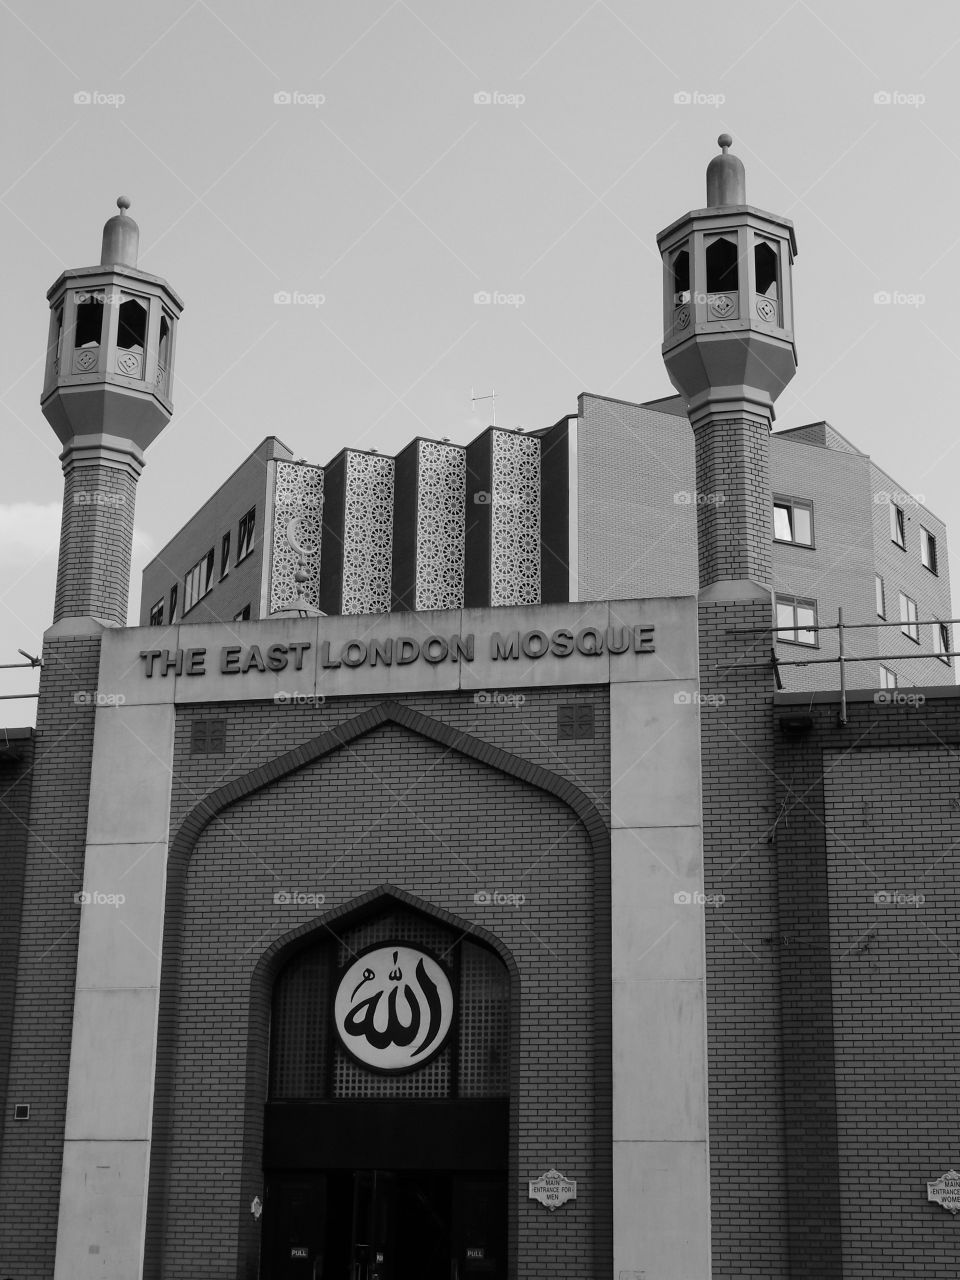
[220, 531, 231, 579]
[706, 236, 738, 293]
[875, 575, 886, 619]
[938, 622, 952, 665]
[890, 501, 906, 549]
[754, 240, 779, 299]
[149, 599, 164, 627]
[183, 548, 215, 615]
[169, 583, 178, 624]
[921, 526, 938, 575]
[880, 665, 898, 689]
[74, 294, 104, 349]
[672, 247, 690, 305]
[899, 592, 919, 643]
[233, 604, 252, 622]
[773, 496, 814, 546]
[117, 296, 147, 352]
[776, 594, 818, 646]
[237, 506, 256, 562]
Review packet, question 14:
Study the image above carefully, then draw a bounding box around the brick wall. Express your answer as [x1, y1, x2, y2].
[693, 414, 772, 587]
[0, 637, 100, 1279]
[774, 688, 960, 1277]
[56, 463, 137, 623]
[148, 687, 610, 1280]
[0, 729, 34, 1158]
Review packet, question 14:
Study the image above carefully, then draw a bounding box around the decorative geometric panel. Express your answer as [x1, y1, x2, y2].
[270, 461, 323, 613]
[269, 949, 331, 1100]
[342, 452, 394, 615]
[490, 430, 541, 606]
[115, 351, 143, 377]
[415, 440, 466, 611]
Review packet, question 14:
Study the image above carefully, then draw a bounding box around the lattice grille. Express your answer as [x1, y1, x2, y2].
[490, 431, 541, 606]
[458, 940, 510, 1097]
[270, 948, 330, 1100]
[342, 452, 394, 615]
[270, 461, 324, 613]
[415, 440, 466, 611]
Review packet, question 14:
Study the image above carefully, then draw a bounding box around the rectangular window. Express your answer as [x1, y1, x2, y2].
[921, 526, 938, 574]
[220, 532, 231, 579]
[880, 665, 898, 689]
[149, 599, 164, 627]
[776, 594, 818, 646]
[938, 621, 952, 665]
[183, 548, 215, 615]
[875, 575, 885, 619]
[899, 592, 919, 643]
[169, 583, 178, 625]
[237, 506, 256, 563]
[890, 501, 906, 549]
[233, 604, 252, 622]
[773, 496, 814, 546]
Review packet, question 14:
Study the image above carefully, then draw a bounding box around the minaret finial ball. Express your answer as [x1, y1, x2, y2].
[117, 195, 131, 213]
[706, 134, 746, 207]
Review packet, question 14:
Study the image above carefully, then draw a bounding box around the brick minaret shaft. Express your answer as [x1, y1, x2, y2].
[692, 407, 772, 590]
[41, 197, 182, 626]
[54, 446, 141, 624]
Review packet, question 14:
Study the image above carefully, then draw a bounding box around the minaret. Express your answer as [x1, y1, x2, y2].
[657, 135, 797, 597]
[41, 198, 183, 625]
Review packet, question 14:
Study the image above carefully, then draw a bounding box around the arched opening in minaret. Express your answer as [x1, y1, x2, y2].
[74, 294, 104, 349]
[706, 236, 738, 294]
[755, 240, 779, 299]
[672, 247, 690, 305]
[117, 296, 148, 353]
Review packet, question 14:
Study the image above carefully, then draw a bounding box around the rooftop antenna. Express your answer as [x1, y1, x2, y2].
[471, 386, 496, 427]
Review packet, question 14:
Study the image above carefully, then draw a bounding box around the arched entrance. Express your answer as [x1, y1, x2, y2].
[260, 904, 510, 1280]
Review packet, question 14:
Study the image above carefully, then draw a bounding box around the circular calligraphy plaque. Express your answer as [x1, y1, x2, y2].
[333, 944, 454, 1072]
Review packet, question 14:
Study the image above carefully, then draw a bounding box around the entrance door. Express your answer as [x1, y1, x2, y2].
[262, 1170, 505, 1280]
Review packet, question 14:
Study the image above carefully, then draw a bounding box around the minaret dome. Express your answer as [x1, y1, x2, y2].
[706, 134, 746, 207]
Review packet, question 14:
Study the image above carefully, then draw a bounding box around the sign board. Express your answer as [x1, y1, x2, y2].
[290, 1245, 309, 1259]
[927, 1170, 960, 1215]
[466, 1247, 485, 1259]
[333, 944, 454, 1071]
[528, 1168, 577, 1210]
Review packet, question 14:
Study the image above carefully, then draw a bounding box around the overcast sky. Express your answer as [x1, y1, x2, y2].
[3, 0, 960, 713]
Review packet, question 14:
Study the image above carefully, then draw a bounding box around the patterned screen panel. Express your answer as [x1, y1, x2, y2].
[490, 430, 541, 606]
[342, 451, 395, 615]
[416, 440, 466, 611]
[270, 461, 324, 613]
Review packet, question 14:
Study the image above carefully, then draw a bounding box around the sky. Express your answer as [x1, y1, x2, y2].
[3, 0, 960, 714]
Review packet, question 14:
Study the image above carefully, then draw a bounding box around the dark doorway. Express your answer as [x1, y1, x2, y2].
[261, 1169, 506, 1280]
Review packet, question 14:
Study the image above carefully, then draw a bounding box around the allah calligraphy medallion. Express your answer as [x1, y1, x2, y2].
[333, 944, 454, 1071]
